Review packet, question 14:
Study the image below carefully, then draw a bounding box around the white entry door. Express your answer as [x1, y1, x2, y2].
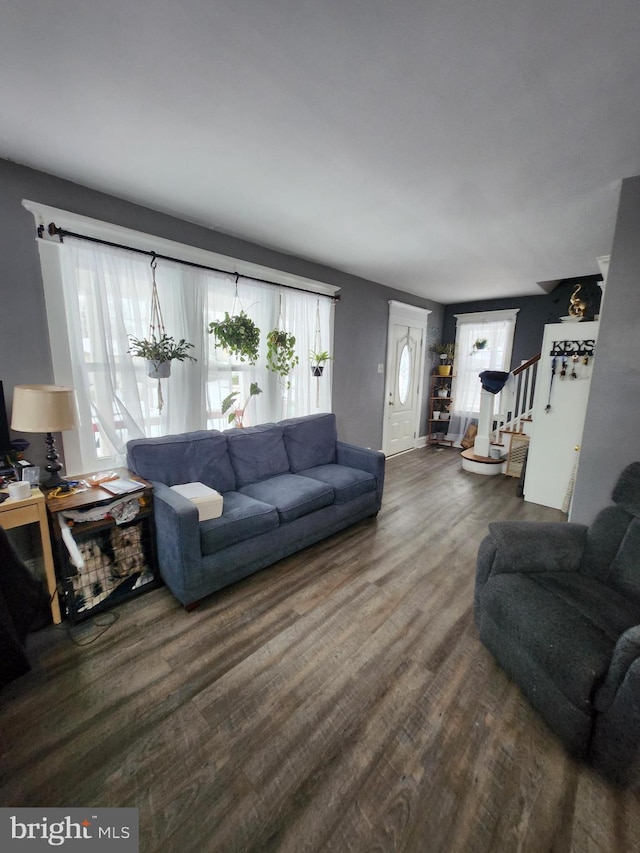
[382, 302, 430, 456]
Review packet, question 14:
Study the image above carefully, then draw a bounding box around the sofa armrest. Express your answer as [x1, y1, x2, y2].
[336, 441, 385, 505]
[591, 632, 640, 787]
[594, 625, 640, 713]
[474, 521, 588, 627]
[151, 481, 202, 582]
[336, 441, 385, 477]
[479, 521, 588, 579]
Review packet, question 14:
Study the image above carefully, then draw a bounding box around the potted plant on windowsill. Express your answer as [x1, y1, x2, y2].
[209, 311, 261, 364]
[310, 350, 332, 377]
[221, 382, 262, 428]
[128, 333, 196, 378]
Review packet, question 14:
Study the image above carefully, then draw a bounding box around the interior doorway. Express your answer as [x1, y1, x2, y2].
[382, 301, 431, 456]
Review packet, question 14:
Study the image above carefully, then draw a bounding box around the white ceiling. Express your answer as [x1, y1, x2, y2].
[1, 0, 639, 303]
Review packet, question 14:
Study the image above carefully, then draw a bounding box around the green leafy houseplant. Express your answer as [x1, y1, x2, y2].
[430, 342, 455, 376]
[266, 329, 299, 387]
[430, 342, 455, 362]
[128, 333, 196, 377]
[209, 311, 260, 364]
[221, 382, 262, 428]
[309, 350, 332, 377]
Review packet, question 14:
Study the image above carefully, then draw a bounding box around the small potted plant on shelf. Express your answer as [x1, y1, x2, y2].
[209, 311, 261, 364]
[439, 401, 451, 422]
[221, 382, 262, 428]
[436, 382, 449, 398]
[309, 350, 332, 377]
[430, 342, 455, 376]
[266, 329, 299, 387]
[128, 333, 197, 378]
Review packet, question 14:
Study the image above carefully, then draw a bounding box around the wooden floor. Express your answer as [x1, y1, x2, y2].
[2, 448, 639, 852]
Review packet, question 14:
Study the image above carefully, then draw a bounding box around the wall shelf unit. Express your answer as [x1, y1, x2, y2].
[427, 373, 455, 448]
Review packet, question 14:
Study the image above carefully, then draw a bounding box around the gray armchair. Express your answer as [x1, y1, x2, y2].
[474, 461, 640, 788]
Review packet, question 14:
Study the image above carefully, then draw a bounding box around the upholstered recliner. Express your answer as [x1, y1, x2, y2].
[474, 462, 640, 788]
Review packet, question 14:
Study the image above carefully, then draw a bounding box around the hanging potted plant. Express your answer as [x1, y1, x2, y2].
[128, 256, 196, 412]
[430, 342, 455, 376]
[209, 310, 260, 364]
[471, 338, 489, 355]
[128, 333, 196, 378]
[266, 329, 299, 387]
[221, 382, 262, 428]
[310, 350, 332, 377]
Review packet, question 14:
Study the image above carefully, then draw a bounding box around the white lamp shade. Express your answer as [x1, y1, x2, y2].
[11, 384, 78, 433]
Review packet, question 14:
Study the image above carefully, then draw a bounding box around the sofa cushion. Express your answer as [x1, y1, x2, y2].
[226, 424, 290, 487]
[127, 430, 236, 492]
[480, 571, 640, 711]
[239, 473, 334, 523]
[200, 491, 279, 554]
[281, 413, 337, 473]
[299, 463, 376, 504]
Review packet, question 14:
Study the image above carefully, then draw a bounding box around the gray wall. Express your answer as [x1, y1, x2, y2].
[441, 277, 603, 370]
[571, 175, 640, 524]
[0, 159, 443, 464]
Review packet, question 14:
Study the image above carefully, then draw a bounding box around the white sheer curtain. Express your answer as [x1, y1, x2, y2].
[447, 310, 518, 446]
[56, 238, 333, 472]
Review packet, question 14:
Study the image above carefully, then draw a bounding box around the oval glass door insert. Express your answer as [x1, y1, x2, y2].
[398, 343, 411, 404]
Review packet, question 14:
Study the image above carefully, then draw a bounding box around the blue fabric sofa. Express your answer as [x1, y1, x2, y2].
[126, 413, 385, 609]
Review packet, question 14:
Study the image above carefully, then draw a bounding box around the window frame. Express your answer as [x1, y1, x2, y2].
[23, 200, 338, 475]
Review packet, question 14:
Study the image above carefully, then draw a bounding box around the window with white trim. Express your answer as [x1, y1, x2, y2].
[449, 309, 518, 445]
[25, 201, 336, 475]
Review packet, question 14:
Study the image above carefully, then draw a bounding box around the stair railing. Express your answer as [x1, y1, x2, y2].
[495, 354, 540, 439]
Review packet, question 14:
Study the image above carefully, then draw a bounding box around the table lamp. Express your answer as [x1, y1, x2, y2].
[10, 384, 78, 488]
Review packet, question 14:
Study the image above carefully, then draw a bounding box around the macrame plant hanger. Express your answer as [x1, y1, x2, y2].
[149, 254, 167, 413]
[232, 274, 242, 316]
[313, 298, 322, 408]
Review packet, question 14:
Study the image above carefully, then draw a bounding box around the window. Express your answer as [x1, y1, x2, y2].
[25, 201, 336, 474]
[448, 309, 518, 445]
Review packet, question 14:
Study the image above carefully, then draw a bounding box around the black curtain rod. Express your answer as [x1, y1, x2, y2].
[42, 222, 340, 302]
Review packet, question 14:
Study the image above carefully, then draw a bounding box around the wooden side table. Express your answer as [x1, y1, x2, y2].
[0, 487, 62, 624]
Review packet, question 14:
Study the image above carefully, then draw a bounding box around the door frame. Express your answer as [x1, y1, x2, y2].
[382, 300, 431, 456]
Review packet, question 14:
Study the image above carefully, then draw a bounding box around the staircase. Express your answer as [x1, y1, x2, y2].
[461, 354, 540, 476]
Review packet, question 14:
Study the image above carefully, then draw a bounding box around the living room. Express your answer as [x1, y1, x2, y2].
[1, 2, 640, 850]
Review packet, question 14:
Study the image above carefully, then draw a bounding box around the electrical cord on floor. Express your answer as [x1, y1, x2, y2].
[64, 609, 120, 646]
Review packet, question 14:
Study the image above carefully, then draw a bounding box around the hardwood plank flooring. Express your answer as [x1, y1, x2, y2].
[1, 447, 639, 852]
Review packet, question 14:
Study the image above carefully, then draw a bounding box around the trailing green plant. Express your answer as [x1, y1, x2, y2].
[209, 311, 260, 364]
[128, 333, 196, 364]
[221, 382, 262, 428]
[266, 329, 299, 387]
